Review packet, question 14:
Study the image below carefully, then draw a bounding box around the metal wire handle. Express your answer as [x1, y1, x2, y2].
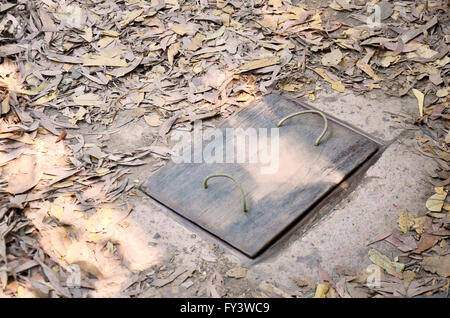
[203, 174, 248, 212]
[277, 110, 328, 146]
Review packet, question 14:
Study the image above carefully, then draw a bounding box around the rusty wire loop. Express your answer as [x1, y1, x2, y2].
[277, 110, 328, 146]
[203, 174, 248, 212]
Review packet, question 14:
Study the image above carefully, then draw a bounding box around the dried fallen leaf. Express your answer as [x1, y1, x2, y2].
[368, 248, 405, 278]
[321, 49, 343, 66]
[0, 44, 28, 57]
[402, 270, 416, 284]
[167, 42, 181, 66]
[5, 154, 42, 194]
[279, 82, 303, 92]
[236, 57, 280, 74]
[385, 230, 418, 252]
[49, 205, 64, 222]
[119, 9, 144, 27]
[171, 23, 196, 36]
[18, 82, 49, 95]
[398, 211, 415, 233]
[159, 112, 182, 143]
[72, 93, 101, 106]
[205, 25, 225, 41]
[151, 267, 188, 288]
[144, 114, 162, 127]
[0, 148, 24, 166]
[1, 93, 10, 115]
[206, 271, 225, 298]
[55, 128, 67, 143]
[268, 0, 283, 9]
[107, 56, 143, 78]
[258, 15, 278, 31]
[80, 27, 93, 42]
[86, 208, 115, 233]
[188, 33, 205, 51]
[356, 61, 382, 81]
[258, 281, 290, 298]
[412, 89, 424, 117]
[426, 187, 447, 212]
[413, 233, 439, 254]
[314, 68, 345, 93]
[30, 90, 59, 106]
[82, 55, 128, 67]
[379, 53, 400, 68]
[429, 73, 443, 86]
[226, 267, 247, 278]
[436, 87, 449, 98]
[445, 131, 450, 144]
[421, 256, 450, 277]
[314, 283, 329, 298]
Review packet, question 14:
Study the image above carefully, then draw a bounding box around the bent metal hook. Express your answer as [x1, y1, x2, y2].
[203, 174, 248, 213]
[277, 110, 328, 146]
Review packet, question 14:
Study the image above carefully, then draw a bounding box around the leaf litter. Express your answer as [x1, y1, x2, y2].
[0, 0, 449, 298]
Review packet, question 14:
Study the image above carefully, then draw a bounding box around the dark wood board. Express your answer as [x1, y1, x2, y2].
[141, 94, 379, 258]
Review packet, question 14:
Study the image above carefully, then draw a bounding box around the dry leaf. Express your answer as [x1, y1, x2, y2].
[188, 33, 205, 51]
[73, 93, 101, 106]
[421, 256, 450, 277]
[445, 131, 450, 144]
[5, 154, 42, 194]
[368, 248, 405, 278]
[314, 67, 345, 93]
[49, 205, 64, 222]
[206, 271, 225, 298]
[385, 230, 418, 252]
[314, 283, 329, 298]
[167, 42, 181, 66]
[402, 271, 416, 284]
[398, 211, 415, 233]
[321, 49, 343, 66]
[279, 82, 303, 92]
[171, 23, 196, 36]
[412, 89, 424, 117]
[268, 0, 283, 9]
[237, 57, 280, 73]
[144, 114, 162, 127]
[413, 233, 439, 254]
[86, 208, 115, 233]
[30, 90, 59, 106]
[80, 27, 93, 42]
[0, 44, 28, 57]
[258, 281, 290, 298]
[330, 0, 350, 11]
[165, 0, 179, 8]
[102, 30, 120, 37]
[356, 61, 382, 81]
[1, 93, 10, 115]
[259, 15, 278, 31]
[436, 87, 449, 98]
[97, 36, 115, 48]
[82, 55, 128, 67]
[226, 267, 247, 278]
[205, 25, 225, 41]
[379, 54, 400, 68]
[119, 9, 144, 27]
[0, 148, 24, 167]
[18, 82, 49, 96]
[429, 73, 443, 85]
[425, 187, 447, 212]
[107, 56, 143, 77]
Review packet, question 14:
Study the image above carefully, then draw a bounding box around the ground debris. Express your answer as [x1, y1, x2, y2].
[0, 0, 449, 298]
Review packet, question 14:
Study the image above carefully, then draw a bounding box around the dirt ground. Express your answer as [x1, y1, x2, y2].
[0, 0, 449, 298]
